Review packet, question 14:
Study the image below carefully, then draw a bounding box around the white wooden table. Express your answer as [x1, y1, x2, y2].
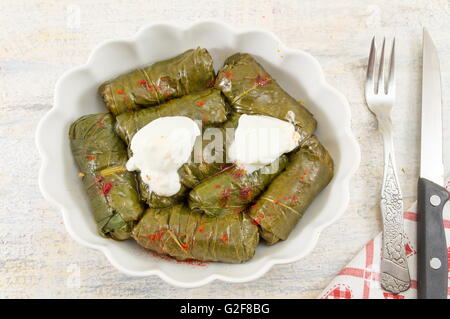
[1, 0, 449, 298]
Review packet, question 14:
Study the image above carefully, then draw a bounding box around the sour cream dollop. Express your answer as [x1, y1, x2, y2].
[126, 116, 200, 196]
[229, 114, 300, 173]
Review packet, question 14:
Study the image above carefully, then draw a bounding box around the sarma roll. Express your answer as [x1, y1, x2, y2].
[115, 88, 229, 145]
[138, 178, 189, 208]
[99, 48, 215, 115]
[138, 112, 241, 208]
[215, 53, 317, 142]
[179, 112, 241, 188]
[248, 136, 333, 245]
[188, 156, 288, 217]
[132, 204, 259, 263]
[69, 113, 144, 240]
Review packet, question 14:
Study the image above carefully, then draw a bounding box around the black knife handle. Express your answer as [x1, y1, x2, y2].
[417, 177, 449, 299]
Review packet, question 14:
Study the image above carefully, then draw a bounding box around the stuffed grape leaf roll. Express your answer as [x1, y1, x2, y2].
[138, 112, 241, 208]
[215, 53, 317, 142]
[99, 48, 215, 115]
[178, 111, 241, 188]
[114, 88, 229, 145]
[132, 204, 259, 263]
[248, 136, 333, 245]
[138, 178, 189, 208]
[69, 113, 144, 240]
[188, 156, 288, 217]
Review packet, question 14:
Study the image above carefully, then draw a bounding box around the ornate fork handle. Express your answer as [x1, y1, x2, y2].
[379, 120, 411, 293]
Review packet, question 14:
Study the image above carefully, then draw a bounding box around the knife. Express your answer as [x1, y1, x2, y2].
[417, 28, 449, 299]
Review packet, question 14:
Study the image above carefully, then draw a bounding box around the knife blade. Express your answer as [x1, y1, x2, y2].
[417, 28, 449, 299]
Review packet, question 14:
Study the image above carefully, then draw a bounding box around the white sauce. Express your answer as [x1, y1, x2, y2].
[126, 116, 200, 196]
[229, 114, 300, 173]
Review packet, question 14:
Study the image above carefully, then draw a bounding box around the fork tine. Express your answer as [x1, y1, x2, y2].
[366, 36, 376, 95]
[388, 38, 395, 95]
[377, 37, 386, 94]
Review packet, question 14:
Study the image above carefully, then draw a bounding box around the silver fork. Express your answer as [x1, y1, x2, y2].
[365, 37, 410, 293]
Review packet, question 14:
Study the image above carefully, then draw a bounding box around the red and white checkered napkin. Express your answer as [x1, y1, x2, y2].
[318, 182, 450, 299]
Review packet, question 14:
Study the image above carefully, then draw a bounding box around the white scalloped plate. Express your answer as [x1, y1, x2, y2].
[36, 20, 360, 288]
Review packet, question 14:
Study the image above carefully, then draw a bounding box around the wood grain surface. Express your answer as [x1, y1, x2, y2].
[1, 0, 449, 298]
